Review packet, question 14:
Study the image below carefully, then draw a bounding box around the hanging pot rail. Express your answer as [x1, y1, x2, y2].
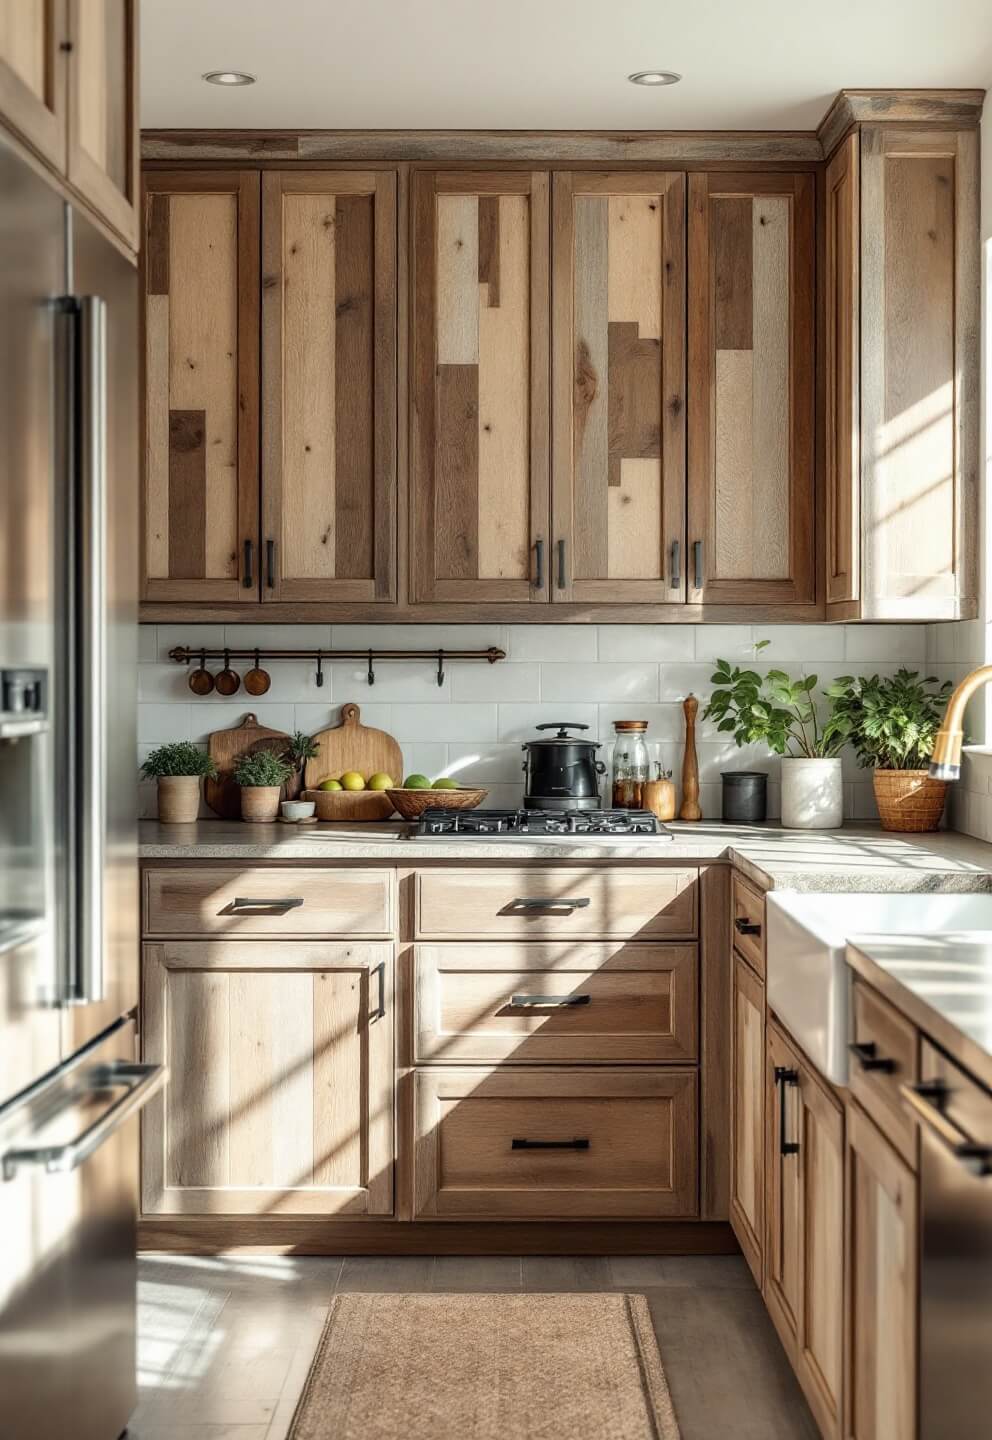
[167, 644, 506, 688]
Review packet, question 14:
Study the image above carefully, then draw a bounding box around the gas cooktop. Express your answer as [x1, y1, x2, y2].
[413, 808, 672, 839]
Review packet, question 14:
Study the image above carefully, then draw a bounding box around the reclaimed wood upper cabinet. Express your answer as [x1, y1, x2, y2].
[0, 0, 67, 170]
[687, 173, 815, 607]
[825, 126, 979, 620]
[551, 173, 686, 602]
[141, 940, 394, 1217]
[66, 0, 138, 248]
[141, 172, 260, 603]
[261, 171, 397, 603]
[411, 171, 550, 603]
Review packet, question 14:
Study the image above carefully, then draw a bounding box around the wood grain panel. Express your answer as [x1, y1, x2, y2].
[572, 191, 610, 575]
[714, 350, 753, 578]
[411, 171, 548, 603]
[730, 954, 763, 1288]
[146, 191, 170, 294]
[712, 198, 752, 349]
[0, 0, 46, 94]
[797, 1065, 843, 1440]
[825, 133, 860, 609]
[167, 410, 206, 580]
[607, 459, 662, 579]
[764, 1018, 801, 1364]
[751, 196, 790, 578]
[66, 0, 138, 247]
[0, 0, 65, 178]
[607, 193, 662, 339]
[143, 293, 170, 579]
[143, 866, 395, 938]
[260, 171, 396, 604]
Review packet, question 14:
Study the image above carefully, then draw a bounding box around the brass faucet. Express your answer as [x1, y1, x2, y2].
[929, 664, 992, 781]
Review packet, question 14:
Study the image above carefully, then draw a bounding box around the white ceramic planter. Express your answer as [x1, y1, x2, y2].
[780, 757, 843, 830]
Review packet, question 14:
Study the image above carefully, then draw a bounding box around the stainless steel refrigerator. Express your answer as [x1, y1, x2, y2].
[0, 131, 163, 1440]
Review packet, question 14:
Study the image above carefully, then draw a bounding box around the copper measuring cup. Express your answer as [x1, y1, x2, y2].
[188, 649, 214, 696]
[244, 649, 271, 696]
[215, 648, 241, 697]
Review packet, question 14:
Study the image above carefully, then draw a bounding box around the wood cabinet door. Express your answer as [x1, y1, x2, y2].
[551, 172, 685, 602]
[141, 941, 394, 1217]
[798, 1060, 844, 1440]
[687, 172, 815, 606]
[764, 1018, 802, 1362]
[730, 954, 764, 1287]
[66, 0, 138, 247]
[825, 134, 860, 610]
[411, 170, 550, 603]
[0, 0, 66, 170]
[141, 172, 260, 603]
[261, 171, 397, 603]
[845, 1102, 917, 1440]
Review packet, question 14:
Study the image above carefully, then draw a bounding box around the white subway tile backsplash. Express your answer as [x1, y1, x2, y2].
[293, 701, 392, 733]
[224, 623, 333, 650]
[450, 662, 541, 703]
[446, 743, 527, 787]
[329, 662, 446, 701]
[659, 663, 719, 703]
[758, 626, 846, 662]
[597, 703, 684, 742]
[508, 625, 598, 662]
[393, 704, 499, 742]
[331, 624, 505, 651]
[597, 625, 695, 662]
[397, 743, 448, 782]
[497, 704, 600, 742]
[692, 626, 754, 662]
[189, 703, 296, 743]
[154, 625, 225, 663]
[844, 625, 927, 662]
[541, 662, 659, 703]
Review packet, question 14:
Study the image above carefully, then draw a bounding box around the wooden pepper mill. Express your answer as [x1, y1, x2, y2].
[679, 693, 702, 821]
[642, 764, 677, 823]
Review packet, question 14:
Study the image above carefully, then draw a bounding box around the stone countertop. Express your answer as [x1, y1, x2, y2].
[138, 819, 992, 894]
[847, 935, 992, 1089]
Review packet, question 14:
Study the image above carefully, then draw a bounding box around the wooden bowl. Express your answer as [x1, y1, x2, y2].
[385, 786, 488, 820]
[304, 788, 395, 822]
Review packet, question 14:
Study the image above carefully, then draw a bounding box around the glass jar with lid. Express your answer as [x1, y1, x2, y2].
[611, 720, 650, 809]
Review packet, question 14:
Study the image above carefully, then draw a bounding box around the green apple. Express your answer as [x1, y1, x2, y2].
[318, 778, 343, 791]
[403, 773, 431, 789]
[367, 772, 394, 791]
[432, 777, 459, 789]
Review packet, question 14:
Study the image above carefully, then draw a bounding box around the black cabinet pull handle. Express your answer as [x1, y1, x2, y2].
[229, 896, 304, 914]
[534, 538, 544, 590]
[266, 538, 276, 588]
[735, 917, 762, 937]
[693, 539, 703, 591]
[899, 1081, 992, 1176]
[508, 993, 591, 1008]
[512, 1138, 590, 1151]
[509, 896, 591, 912]
[243, 539, 254, 589]
[556, 538, 567, 590]
[848, 1041, 896, 1074]
[670, 539, 681, 589]
[775, 1066, 800, 1156]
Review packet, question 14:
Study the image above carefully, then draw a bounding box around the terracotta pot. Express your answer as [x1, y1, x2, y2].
[157, 775, 200, 824]
[873, 769, 947, 833]
[240, 785, 282, 823]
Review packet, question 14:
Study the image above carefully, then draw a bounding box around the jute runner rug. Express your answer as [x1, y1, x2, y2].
[287, 1291, 680, 1440]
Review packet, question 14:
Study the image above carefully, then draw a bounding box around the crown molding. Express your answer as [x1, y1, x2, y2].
[818, 87, 985, 160]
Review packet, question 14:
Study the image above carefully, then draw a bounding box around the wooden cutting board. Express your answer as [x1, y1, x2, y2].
[304, 703, 404, 791]
[205, 712, 291, 820]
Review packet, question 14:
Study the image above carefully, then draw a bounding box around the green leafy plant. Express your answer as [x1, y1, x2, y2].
[704, 640, 852, 759]
[141, 742, 217, 779]
[823, 670, 953, 771]
[234, 749, 293, 788]
[283, 730, 319, 781]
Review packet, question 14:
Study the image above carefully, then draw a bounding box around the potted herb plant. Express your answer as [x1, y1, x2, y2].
[141, 742, 217, 824]
[234, 749, 294, 823]
[705, 647, 852, 829]
[825, 669, 954, 832]
[283, 730, 320, 800]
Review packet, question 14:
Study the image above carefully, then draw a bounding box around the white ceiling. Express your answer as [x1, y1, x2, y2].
[141, 0, 991, 131]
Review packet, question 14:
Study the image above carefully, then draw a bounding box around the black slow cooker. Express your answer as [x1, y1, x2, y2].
[521, 723, 606, 811]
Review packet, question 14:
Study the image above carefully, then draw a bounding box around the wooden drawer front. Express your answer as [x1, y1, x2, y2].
[144, 867, 395, 937]
[416, 867, 697, 940]
[414, 943, 697, 1064]
[414, 1067, 698, 1219]
[850, 978, 919, 1168]
[732, 873, 765, 978]
[141, 941, 394, 1217]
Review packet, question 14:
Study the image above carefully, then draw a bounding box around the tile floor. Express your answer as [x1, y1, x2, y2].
[130, 1253, 818, 1440]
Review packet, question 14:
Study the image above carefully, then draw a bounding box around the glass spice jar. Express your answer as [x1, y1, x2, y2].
[611, 720, 650, 808]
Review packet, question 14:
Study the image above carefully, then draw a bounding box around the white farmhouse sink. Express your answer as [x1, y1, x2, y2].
[765, 891, 992, 1084]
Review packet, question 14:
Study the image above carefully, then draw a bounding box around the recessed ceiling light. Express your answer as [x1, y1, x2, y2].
[202, 70, 256, 86]
[628, 70, 681, 87]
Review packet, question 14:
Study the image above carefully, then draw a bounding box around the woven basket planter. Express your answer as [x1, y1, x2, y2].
[873, 769, 947, 833]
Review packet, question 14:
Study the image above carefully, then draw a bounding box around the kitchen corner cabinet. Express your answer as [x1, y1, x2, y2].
[0, 0, 138, 248]
[687, 173, 815, 607]
[262, 171, 397, 603]
[825, 126, 980, 620]
[410, 170, 550, 603]
[551, 172, 686, 603]
[141, 940, 394, 1217]
[142, 172, 260, 603]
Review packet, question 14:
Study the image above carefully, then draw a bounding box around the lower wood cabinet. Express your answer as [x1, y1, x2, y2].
[413, 1066, 697, 1219]
[730, 952, 764, 1285]
[845, 1101, 917, 1440]
[141, 940, 394, 1217]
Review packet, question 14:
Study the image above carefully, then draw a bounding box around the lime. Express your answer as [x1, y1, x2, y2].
[318, 778, 342, 791]
[432, 777, 459, 789]
[403, 773, 431, 789]
[367, 772, 394, 791]
[339, 771, 366, 791]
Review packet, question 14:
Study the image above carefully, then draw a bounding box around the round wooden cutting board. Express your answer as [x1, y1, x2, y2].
[205, 712, 291, 820]
[304, 703, 404, 822]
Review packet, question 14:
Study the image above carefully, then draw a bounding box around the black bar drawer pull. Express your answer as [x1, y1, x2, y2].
[509, 896, 592, 912]
[266, 538, 276, 588]
[243, 539, 254, 589]
[693, 539, 703, 590]
[534, 538, 544, 590]
[512, 1138, 590, 1151]
[509, 993, 592, 1008]
[670, 538, 681, 589]
[775, 1066, 800, 1156]
[556, 538, 567, 590]
[734, 917, 761, 937]
[899, 1082, 992, 1177]
[849, 1041, 896, 1074]
[229, 896, 304, 914]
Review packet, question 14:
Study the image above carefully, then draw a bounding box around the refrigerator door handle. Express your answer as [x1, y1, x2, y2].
[75, 295, 108, 1005]
[1, 1061, 165, 1181]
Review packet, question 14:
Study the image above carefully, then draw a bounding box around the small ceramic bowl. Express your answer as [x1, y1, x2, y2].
[281, 799, 316, 822]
